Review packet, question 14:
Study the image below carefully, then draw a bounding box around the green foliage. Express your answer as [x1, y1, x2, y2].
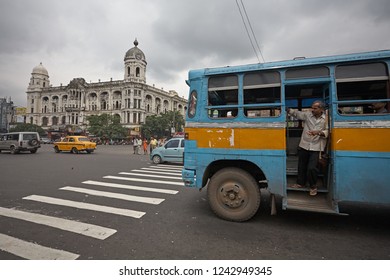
[9, 123, 45, 135]
[141, 111, 184, 139]
[86, 114, 128, 139]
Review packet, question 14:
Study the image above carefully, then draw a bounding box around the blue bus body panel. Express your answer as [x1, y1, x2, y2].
[334, 151, 390, 204]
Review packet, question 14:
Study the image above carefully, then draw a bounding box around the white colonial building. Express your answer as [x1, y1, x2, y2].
[26, 39, 187, 135]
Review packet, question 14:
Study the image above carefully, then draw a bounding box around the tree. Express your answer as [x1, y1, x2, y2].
[141, 111, 184, 139]
[86, 114, 128, 139]
[9, 123, 45, 135]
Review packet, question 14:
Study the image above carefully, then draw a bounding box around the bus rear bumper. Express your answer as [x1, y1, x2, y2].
[182, 169, 196, 188]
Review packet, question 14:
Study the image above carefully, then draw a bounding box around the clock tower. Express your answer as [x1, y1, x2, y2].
[124, 38, 147, 83]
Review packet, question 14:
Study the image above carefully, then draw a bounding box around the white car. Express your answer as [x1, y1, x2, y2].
[0, 132, 41, 154]
[150, 137, 184, 164]
[40, 137, 52, 144]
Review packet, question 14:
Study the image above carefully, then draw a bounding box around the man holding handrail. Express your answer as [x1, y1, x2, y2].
[287, 100, 329, 196]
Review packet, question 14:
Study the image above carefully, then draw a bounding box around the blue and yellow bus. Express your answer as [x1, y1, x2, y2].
[182, 50, 390, 221]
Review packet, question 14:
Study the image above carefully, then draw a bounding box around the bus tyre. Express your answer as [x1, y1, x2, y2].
[207, 167, 260, 222]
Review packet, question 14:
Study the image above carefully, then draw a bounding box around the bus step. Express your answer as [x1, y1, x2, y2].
[286, 168, 298, 176]
[285, 192, 342, 215]
[287, 186, 328, 193]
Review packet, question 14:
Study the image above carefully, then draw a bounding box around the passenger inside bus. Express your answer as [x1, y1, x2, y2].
[371, 102, 388, 113]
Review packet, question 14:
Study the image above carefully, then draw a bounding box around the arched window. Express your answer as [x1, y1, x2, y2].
[127, 67, 130, 76]
[136, 67, 140, 77]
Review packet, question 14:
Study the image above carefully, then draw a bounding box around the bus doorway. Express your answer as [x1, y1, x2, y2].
[284, 82, 336, 213]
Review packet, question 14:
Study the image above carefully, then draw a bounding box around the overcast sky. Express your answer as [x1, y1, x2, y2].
[1, 0, 390, 107]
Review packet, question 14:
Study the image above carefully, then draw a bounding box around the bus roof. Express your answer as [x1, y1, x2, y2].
[189, 49, 390, 78]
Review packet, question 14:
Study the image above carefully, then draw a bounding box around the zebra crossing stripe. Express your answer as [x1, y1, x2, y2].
[151, 165, 183, 170]
[135, 169, 182, 176]
[82, 180, 178, 194]
[60, 186, 165, 204]
[0, 233, 79, 260]
[0, 207, 116, 240]
[104, 175, 184, 186]
[119, 172, 182, 180]
[23, 195, 145, 219]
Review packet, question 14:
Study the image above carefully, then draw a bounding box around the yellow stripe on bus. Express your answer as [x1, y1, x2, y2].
[185, 127, 286, 150]
[332, 128, 390, 153]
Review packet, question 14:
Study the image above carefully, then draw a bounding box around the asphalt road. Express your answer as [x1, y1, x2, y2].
[0, 144, 389, 260]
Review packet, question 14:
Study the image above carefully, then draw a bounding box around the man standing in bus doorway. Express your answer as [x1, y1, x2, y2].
[287, 100, 328, 196]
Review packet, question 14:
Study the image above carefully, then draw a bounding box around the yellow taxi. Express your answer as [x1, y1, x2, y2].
[53, 136, 97, 154]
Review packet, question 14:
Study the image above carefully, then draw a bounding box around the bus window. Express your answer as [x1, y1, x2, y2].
[188, 90, 197, 118]
[336, 63, 390, 115]
[208, 75, 238, 119]
[243, 71, 281, 118]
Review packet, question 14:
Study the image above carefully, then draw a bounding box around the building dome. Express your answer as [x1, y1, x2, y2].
[124, 39, 146, 61]
[32, 62, 49, 76]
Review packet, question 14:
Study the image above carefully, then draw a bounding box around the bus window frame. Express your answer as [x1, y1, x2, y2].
[242, 71, 282, 119]
[207, 75, 239, 120]
[334, 62, 390, 117]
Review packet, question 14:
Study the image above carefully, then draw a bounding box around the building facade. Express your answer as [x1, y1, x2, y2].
[26, 39, 187, 135]
[0, 97, 15, 133]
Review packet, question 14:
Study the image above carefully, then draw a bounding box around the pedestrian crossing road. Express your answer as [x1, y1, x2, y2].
[0, 164, 183, 260]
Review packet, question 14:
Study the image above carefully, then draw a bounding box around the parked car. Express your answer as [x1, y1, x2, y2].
[53, 136, 97, 154]
[150, 137, 184, 164]
[0, 132, 41, 154]
[40, 137, 52, 144]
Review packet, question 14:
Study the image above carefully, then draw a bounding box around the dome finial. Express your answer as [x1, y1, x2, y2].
[134, 38, 138, 47]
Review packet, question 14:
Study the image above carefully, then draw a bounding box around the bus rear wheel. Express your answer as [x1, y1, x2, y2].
[207, 167, 260, 222]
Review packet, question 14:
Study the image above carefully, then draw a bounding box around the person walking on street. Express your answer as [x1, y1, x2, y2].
[143, 138, 148, 155]
[133, 136, 140, 154]
[150, 137, 157, 153]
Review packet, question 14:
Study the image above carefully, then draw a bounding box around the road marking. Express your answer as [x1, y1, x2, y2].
[60, 186, 165, 205]
[0, 233, 79, 260]
[0, 207, 116, 240]
[135, 169, 182, 176]
[23, 195, 145, 219]
[104, 175, 184, 186]
[119, 172, 182, 180]
[150, 165, 183, 170]
[82, 180, 178, 194]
